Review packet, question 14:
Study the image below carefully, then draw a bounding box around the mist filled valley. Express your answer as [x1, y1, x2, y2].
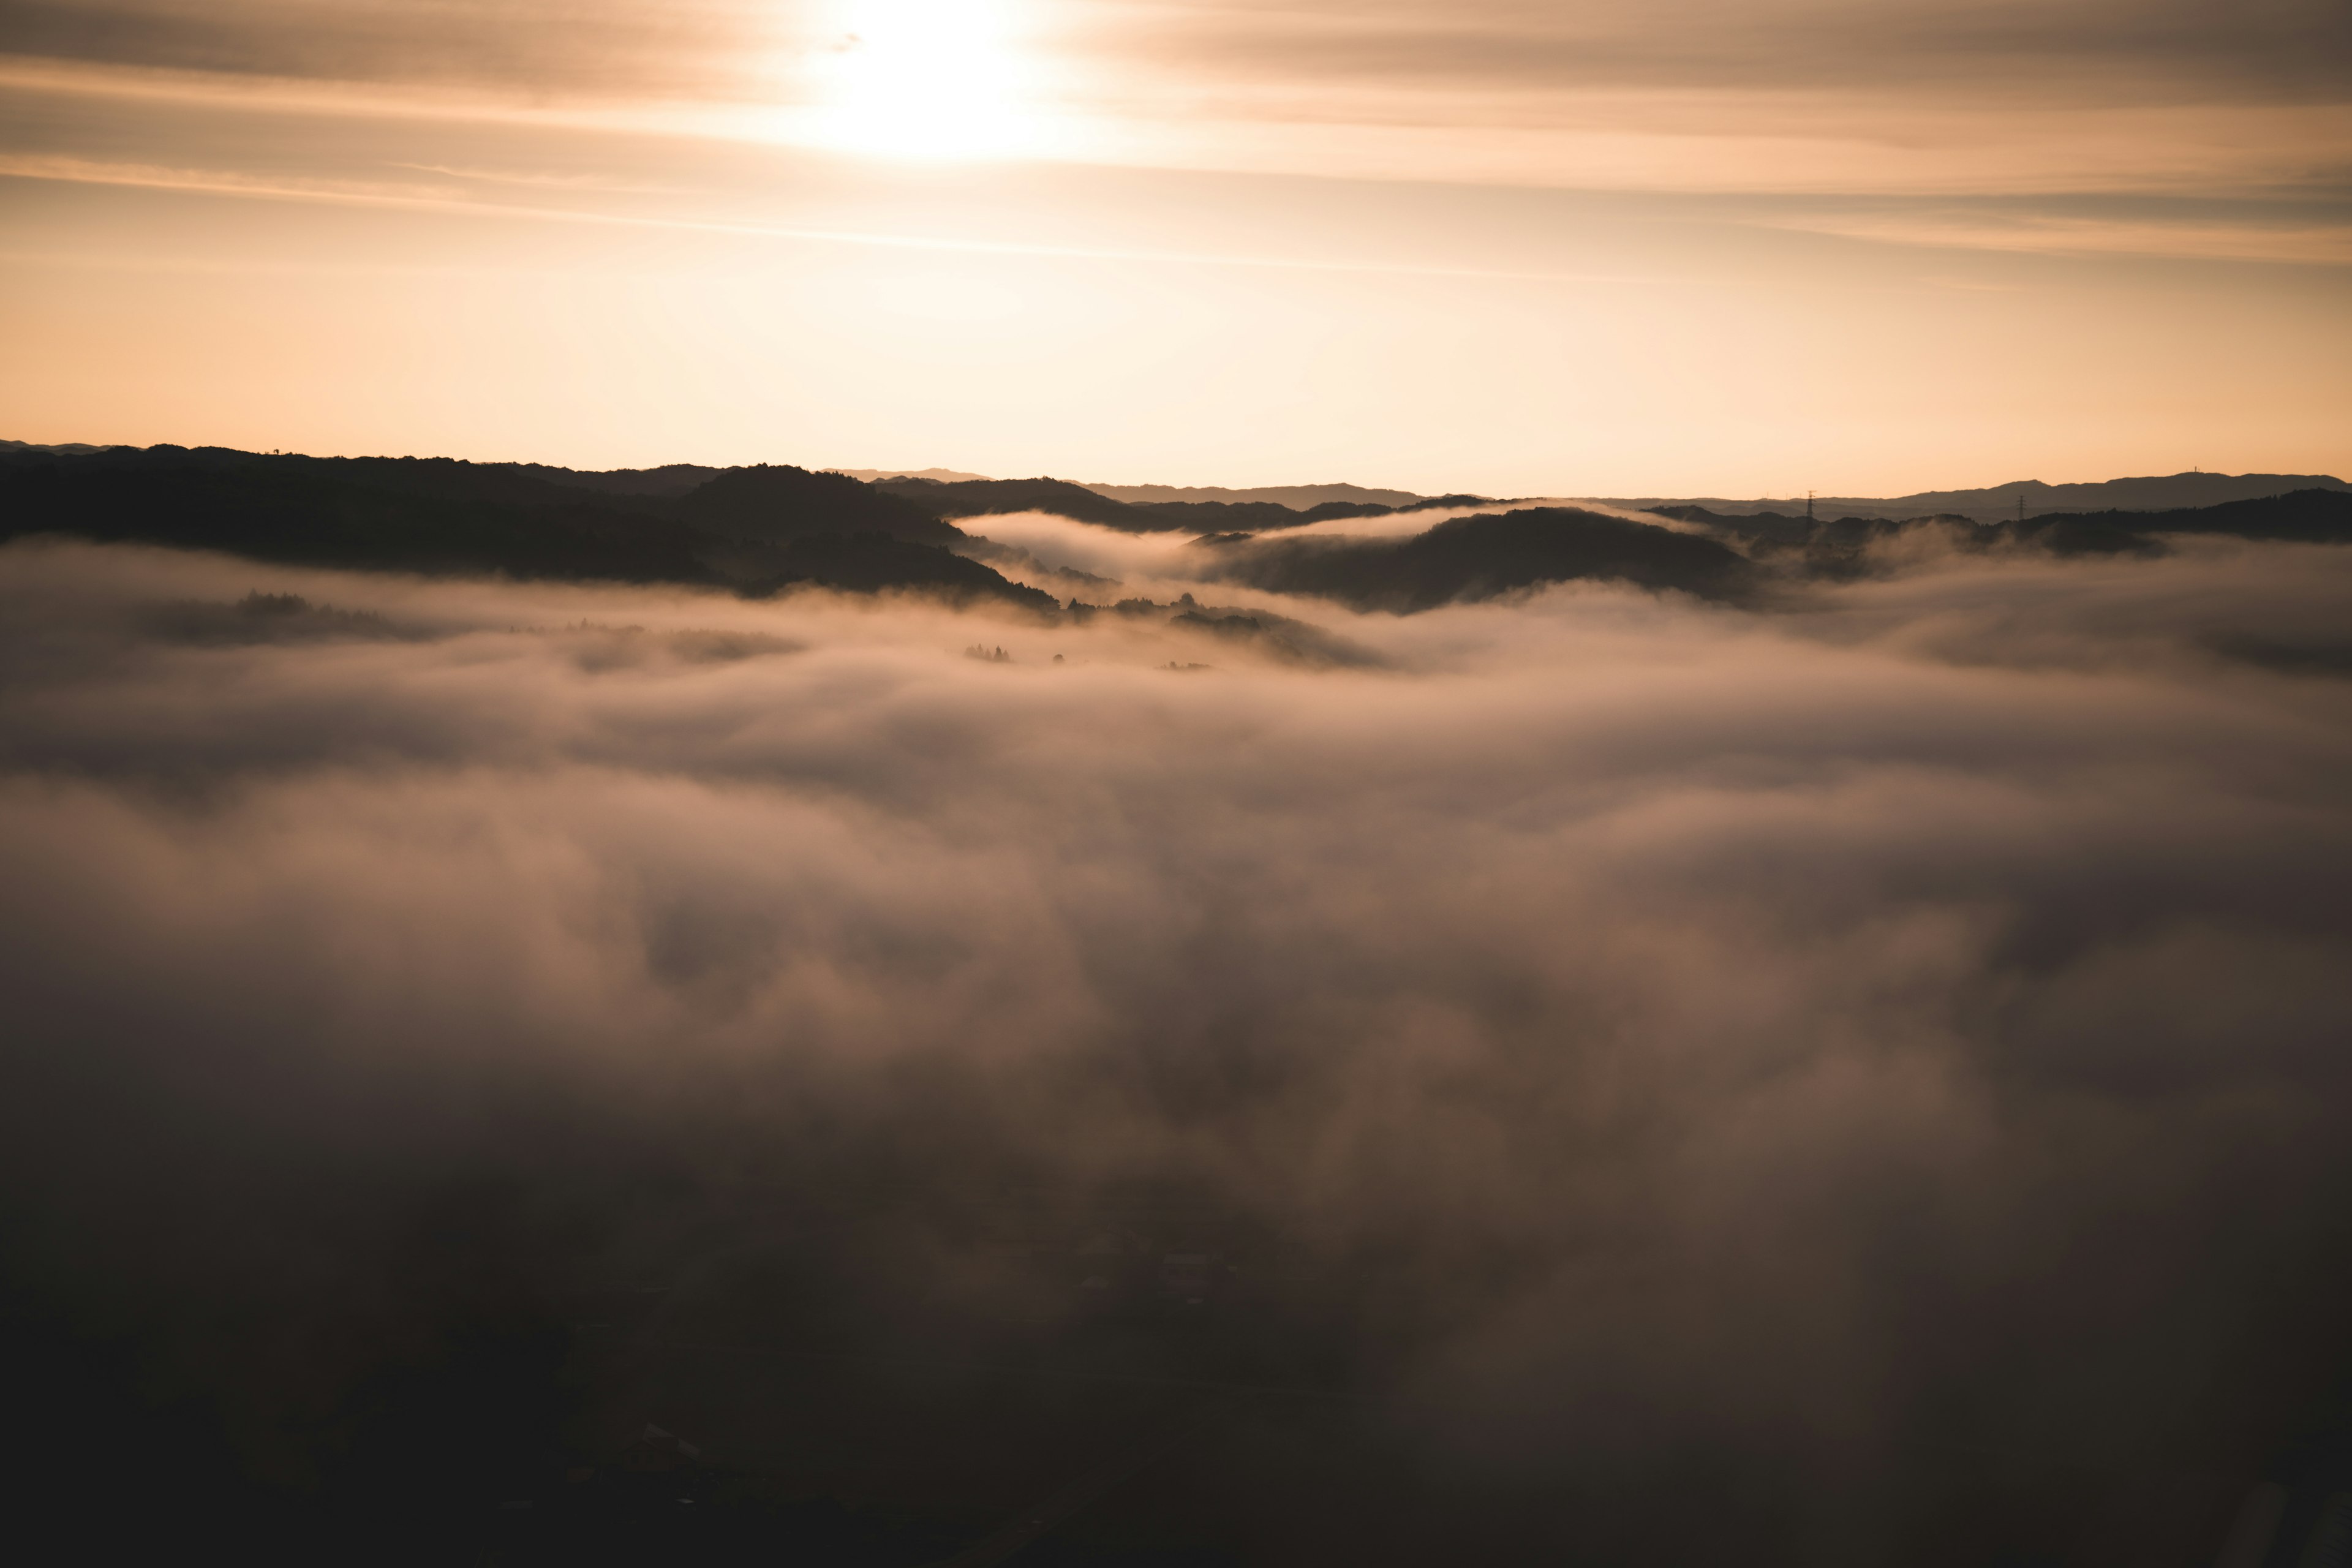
[7, 0, 2348, 1554]
[4, 453, 2350, 1564]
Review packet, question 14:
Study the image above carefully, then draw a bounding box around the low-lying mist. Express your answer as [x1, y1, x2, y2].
[3, 534, 2348, 1564]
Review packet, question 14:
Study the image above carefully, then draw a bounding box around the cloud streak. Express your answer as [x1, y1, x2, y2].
[6, 1, 2346, 206]
[12, 1, 2345, 111]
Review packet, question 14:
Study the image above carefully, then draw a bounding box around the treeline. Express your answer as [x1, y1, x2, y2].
[9, 445, 2339, 620]
[0, 447, 1057, 612]
[1195, 507, 1758, 610]
[1651, 489, 2352, 579]
[871, 473, 1490, 534]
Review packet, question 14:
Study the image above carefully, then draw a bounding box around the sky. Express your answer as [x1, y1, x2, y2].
[1, 0, 2348, 492]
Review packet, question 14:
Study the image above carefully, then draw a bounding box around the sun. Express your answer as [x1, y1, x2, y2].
[812, 0, 1041, 162]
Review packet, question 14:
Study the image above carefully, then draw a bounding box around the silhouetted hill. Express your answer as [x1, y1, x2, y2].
[271, 453, 692, 515]
[1085, 481, 1426, 509]
[875, 475, 1167, 530]
[0, 439, 126, 456]
[1646, 505, 1817, 547]
[751, 530, 1052, 602]
[1140, 499, 1395, 531]
[0, 445, 1054, 611]
[1138, 494, 1494, 532]
[0, 445, 715, 579]
[524, 462, 726, 497]
[1606, 471, 2348, 523]
[1651, 489, 2351, 578]
[1661, 505, 2158, 576]
[869, 473, 1455, 523]
[1904, 472, 2349, 518]
[829, 466, 995, 484]
[680, 464, 966, 546]
[1199, 507, 1755, 611]
[2124, 487, 2352, 543]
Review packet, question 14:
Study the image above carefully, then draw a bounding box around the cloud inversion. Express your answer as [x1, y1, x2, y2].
[2, 530, 2347, 1560]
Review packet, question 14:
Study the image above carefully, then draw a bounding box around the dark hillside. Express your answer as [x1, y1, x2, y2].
[876, 476, 1167, 530]
[1139, 499, 1395, 530]
[1136, 494, 1492, 532]
[752, 531, 1053, 605]
[1647, 505, 1815, 548]
[0, 446, 1052, 611]
[1608, 470, 2349, 523]
[1202, 507, 1755, 611]
[2124, 488, 2352, 544]
[508, 462, 726, 498]
[680, 464, 966, 546]
[0, 445, 715, 582]
[1656, 489, 2352, 576]
[1083, 480, 1425, 508]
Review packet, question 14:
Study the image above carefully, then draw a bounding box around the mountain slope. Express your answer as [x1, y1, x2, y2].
[681, 464, 967, 546]
[876, 475, 1166, 530]
[0, 446, 1054, 611]
[2124, 488, 2352, 543]
[1651, 489, 2352, 578]
[1199, 507, 1755, 611]
[1084, 481, 1426, 509]
[1603, 471, 2348, 522]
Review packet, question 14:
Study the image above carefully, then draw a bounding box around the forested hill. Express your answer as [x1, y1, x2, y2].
[0, 447, 1056, 611]
[875, 475, 1159, 529]
[1084, 480, 1425, 509]
[876, 473, 1491, 533]
[1643, 489, 2352, 581]
[1655, 488, 2352, 552]
[1605, 471, 2350, 523]
[1196, 507, 1758, 610]
[9, 445, 2339, 621]
[2122, 488, 2352, 543]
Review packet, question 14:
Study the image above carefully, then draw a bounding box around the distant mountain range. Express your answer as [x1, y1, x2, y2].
[730, 469, 2352, 519]
[0, 439, 126, 458]
[1200, 508, 1757, 611]
[1651, 489, 2352, 579]
[18, 444, 2336, 526]
[872, 473, 1488, 533]
[829, 467, 997, 485]
[1084, 481, 1428, 510]
[3, 445, 2345, 620]
[877, 475, 1154, 529]
[828, 467, 1434, 510]
[1597, 471, 2349, 522]
[0, 445, 1056, 612]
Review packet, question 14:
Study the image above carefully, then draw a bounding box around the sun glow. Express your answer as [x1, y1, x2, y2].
[812, 0, 1041, 161]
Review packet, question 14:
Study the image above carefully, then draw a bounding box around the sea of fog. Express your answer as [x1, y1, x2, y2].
[1, 527, 2347, 1562]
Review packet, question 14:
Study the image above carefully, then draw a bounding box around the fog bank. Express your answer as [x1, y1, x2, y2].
[2, 537, 2349, 1563]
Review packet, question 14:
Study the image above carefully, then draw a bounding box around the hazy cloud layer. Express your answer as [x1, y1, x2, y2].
[1111, 0, 2352, 106]
[0, 0, 787, 96]
[6, 0, 2346, 206]
[9, 0, 2345, 109]
[3, 533, 2349, 1558]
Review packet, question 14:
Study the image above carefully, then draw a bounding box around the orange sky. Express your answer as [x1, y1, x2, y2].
[1, 1, 2346, 494]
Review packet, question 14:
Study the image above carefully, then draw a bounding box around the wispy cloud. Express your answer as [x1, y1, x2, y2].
[6, 1, 2349, 199]
[1763, 209, 2352, 266]
[0, 148, 1693, 284]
